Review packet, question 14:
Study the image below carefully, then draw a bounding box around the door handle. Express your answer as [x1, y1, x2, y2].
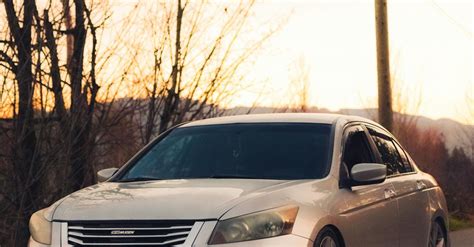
[416, 180, 427, 190]
[384, 188, 396, 199]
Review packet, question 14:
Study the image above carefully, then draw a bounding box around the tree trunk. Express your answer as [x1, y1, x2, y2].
[4, 0, 40, 245]
[44, 11, 66, 119]
[159, 0, 184, 133]
[61, 0, 74, 67]
[68, 0, 93, 191]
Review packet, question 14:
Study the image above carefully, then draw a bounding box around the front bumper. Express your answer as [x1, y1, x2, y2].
[200, 235, 313, 246]
[28, 237, 50, 247]
[28, 221, 313, 247]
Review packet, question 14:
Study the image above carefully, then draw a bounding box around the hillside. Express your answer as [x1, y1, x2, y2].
[226, 106, 474, 153]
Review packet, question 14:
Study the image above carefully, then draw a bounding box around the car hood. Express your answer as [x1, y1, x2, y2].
[52, 179, 303, 221]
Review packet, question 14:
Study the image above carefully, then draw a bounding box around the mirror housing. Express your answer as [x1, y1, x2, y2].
[350, 163, 386, 186]
[97, 168, 119, 183]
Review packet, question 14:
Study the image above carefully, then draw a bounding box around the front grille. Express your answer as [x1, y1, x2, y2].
[67, 220, 195, 246]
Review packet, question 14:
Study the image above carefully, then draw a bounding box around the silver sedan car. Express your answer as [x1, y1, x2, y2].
[29, 113, 449, 247]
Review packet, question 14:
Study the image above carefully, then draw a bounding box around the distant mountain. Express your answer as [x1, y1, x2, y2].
[339, 108, 473, 154]
[225, 106, 474, 153]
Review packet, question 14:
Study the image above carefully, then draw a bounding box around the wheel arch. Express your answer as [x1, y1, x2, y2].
[431, 204, 449, 230]
[431, 210, 450, 247]
[313, 224, 346, 247]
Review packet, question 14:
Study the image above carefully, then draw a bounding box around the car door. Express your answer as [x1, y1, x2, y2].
[339, 124, 399, 247]
[366, 126, 431, 246]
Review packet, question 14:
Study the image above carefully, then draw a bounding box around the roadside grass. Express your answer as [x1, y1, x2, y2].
[449, 215, 474, 231]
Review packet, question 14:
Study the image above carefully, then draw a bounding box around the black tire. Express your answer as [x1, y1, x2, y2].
[314, 227, 343, 247]
[429, 220, 447, 247]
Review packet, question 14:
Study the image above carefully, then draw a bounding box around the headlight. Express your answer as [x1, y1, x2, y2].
[29, 208, 52, 245]
[209, 206, 299, 244]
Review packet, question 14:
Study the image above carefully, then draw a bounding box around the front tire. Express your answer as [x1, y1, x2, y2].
[429, 220, 447, 247]
[314, 227, 343, 247]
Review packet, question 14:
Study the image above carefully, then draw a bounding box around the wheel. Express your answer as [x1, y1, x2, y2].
[314, 227, 343, 247]
[429, 220, 447, 247]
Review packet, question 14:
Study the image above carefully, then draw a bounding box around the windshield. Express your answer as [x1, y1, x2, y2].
[117, 123, 333, 181]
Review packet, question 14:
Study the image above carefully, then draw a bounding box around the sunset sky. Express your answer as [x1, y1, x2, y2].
[231, 0, 473, 124]
[1, 1, 472, 124]
[107, 0, 473, 124]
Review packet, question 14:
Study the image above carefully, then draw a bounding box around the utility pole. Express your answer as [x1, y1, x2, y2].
[374, 0, 393, 132]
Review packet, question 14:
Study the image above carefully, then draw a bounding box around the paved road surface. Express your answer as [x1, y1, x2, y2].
[451, 229, 474, 247]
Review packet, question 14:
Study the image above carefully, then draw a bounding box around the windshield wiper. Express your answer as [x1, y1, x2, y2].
[118, 174, 263, 182]
[208, 174, 261, 179]
[118, 176, 163, 182]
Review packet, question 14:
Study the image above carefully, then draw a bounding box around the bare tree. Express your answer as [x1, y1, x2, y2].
[360, 57, 423, 147]
[462, 85, 474, 159]
[390, 65, 423, 146]
[285, 55, 311, 113]
[3, 0, 41, 243]
[124, 0, 278, 143]
[0, 1, 280, 245]
[0, 0, 114, 244]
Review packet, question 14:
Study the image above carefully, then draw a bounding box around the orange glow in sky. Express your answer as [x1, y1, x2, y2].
[227, 0, 473, 124]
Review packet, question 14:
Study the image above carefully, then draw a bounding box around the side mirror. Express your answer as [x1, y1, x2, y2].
[97, 168, 119, 183]
[350, 163, 386, 186]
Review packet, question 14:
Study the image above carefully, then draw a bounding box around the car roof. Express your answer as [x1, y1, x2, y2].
[180, 113, 380, 128]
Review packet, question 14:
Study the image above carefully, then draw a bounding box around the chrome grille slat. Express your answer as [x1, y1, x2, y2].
[68, 236, 188, 246]
[68, 226, 193, 231]
[68, 230, 190, 238]
[66, 221, 195, 246]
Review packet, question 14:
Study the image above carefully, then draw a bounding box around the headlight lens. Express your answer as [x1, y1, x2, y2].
[209, 206, 298, 244]
[29, 208, 52, 245]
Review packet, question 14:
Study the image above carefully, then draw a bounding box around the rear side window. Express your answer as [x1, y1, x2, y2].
[368, 129, 405, 176]
[393, 141, 414, 173]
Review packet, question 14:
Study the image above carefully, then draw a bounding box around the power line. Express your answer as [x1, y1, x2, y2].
[429, 0, 473, 39]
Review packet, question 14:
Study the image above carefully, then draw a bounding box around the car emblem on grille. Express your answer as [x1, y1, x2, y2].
[110, 230, 135, 235]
